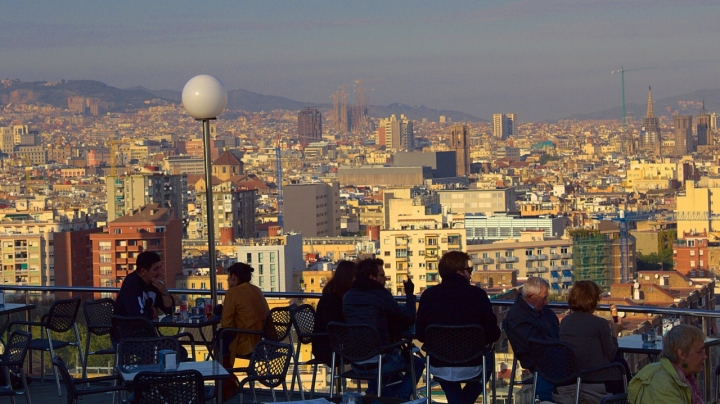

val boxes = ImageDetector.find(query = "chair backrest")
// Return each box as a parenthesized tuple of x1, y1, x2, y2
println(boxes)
(51, 356, 80, 404)
(111, 315, 159, 342)
(262, 306, 292, 342)
(528, 338, 581, 385)
(45, 297, 81, 333)
(133, 369, 205, 404)
(248, 340, 293, 388)
(599, 392, 628, 404)
(83, 298, 115, 336)
(117, 337, 179, 371)
(423, 324, 486, 364)
(290, 304, 316, 344)
(3, 330, 31, 366)
(327, 321, 383, 362)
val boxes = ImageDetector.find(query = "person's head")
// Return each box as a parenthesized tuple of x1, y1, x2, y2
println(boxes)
(660, 325, 707, 376)
(522, 277, 550, 311)
(135, 251, 162, 284)
(226, 262, 254, 288)
(438, 251, 473, 281)
(324, 260, 356, 296)
(568, 280, 601, 313)
(356, 258, 385, 285)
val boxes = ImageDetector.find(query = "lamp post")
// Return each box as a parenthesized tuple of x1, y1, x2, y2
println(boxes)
(182, 75, 227, 306)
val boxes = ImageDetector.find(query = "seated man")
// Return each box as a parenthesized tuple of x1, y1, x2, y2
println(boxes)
(416, 251, 500, 404)
(115, 251, 174, 320)
(342, 258, 424, 400)
(502, 277, 559, 403)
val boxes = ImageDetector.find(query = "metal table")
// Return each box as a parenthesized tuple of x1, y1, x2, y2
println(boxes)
(118, 360, 230, 382)
(154, 316, 220, 360)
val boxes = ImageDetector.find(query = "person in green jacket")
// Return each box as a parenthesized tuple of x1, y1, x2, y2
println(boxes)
(628, 325, 707, 404)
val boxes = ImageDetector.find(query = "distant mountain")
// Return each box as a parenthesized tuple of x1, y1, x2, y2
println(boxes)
(0, 80, 161, 112)
(563, 88, 720, 122)
(1, 79, 481, 121)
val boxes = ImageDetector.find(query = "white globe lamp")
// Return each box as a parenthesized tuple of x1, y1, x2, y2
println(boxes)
(182, 74, 227, 119)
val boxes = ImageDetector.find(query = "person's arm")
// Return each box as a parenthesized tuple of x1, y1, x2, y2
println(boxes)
(115, 278, 146, 317)
(477, 290, 501, 344)
(151, 278, 174, 312)
(599, 318, 618, 361)
(221, 290, 236, 329)
(415, 297, 428, 342)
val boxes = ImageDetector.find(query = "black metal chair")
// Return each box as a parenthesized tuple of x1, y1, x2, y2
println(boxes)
(289, 303, 326, 399)
(506, 355, 534, 404)
(8, 296, 84, 396)
(599, 392, 628, 404)
(327, 321, 413, 398)
(0, 330, 32, 404)
(116, 336, 180, 372)
(111, 315, 195, 361)
(133, 369, 205, 404)
(529, 338, 627, 404)
(52, 356, 125, 404)
(422, 324, 488, 404)
(82, 298, 116, 379)
(237, 340, 293, 404)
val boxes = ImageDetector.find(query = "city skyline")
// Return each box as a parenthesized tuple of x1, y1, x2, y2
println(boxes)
(2, 1, 720, 121)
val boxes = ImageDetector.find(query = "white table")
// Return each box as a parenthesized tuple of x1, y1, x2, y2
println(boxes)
(119, 360, 230, 382)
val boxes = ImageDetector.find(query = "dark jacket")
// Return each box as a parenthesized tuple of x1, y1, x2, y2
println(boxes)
(342, 277, 416, 347)
(312, 290, 344, 366)
(114, 271, 173, 319)
(560, 311, 619, 382)
(416, 273, 501, 368)
(502, 293, 559, 372)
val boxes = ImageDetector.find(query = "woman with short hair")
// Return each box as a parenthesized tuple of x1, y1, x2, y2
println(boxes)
(560, 280, 627, 394)
(629, 325, 708, 404)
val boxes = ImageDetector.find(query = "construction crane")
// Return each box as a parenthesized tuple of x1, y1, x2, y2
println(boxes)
(275, 133, 283, 229)
(610, 66, 657, 132)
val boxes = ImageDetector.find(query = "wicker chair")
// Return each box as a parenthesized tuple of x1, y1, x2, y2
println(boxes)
(289, 303, 326, 399)
(422, 324, 488, 404)
(52, 356, 125, 404)
(81, 298, 116, 379)
(116, 337, 179, 372)
(133, 369, 205, 404)
(111, 315, 195, 361)
(0, 330, 32, 404)
(237, 340, 293, 404)
(8, 297, 84, 396)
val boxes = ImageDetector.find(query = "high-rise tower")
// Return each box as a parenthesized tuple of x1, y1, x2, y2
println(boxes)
(493, 114, 516, 139)
(298, 108, 322, 146)
(448, 124, 470, 176)
(673, 115, 693, 156)
(697, 102, 713, 147)
(640, 87, 661, 156)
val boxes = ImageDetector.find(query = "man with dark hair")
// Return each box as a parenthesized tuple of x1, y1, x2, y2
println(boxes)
(115, 251, 174, 319)
(342, 258, 424, 400)
(416, 251, 500, 404)
(503, 276, 559, 402)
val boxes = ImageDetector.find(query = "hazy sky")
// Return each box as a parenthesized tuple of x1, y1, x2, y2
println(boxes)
(2, 1, 720, 121)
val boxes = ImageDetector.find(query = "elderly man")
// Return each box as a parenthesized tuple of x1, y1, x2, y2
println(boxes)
(343, 258, 424, 400)
(416, 251, 500, 404)
(502, 276, 559, 402)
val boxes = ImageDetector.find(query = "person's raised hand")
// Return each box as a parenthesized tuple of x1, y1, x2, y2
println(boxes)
(403, 276, 415, 296)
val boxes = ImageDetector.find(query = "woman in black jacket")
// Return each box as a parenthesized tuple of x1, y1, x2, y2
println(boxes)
(312, 260, 356, 366)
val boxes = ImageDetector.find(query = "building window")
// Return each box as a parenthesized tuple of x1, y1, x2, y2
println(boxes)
(270, 264, 275, 274)
(258, 264, 263, 275)
(258, 253, 264, 262)
(247, 253, 252, 263)
(270, 252, 275, 262)
(99, 242, 111, 251)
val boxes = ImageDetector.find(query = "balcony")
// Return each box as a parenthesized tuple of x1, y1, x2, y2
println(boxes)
(550, 254, 561, 260)
(504, 256, 518, 263)
(550, 265, 561, 271)
(525, 255, 537, 261)
(561, 253, 572, 259)
(536, 254, 548, 261)
(496, 256, 506, 263)
(0, 285, 717, 403)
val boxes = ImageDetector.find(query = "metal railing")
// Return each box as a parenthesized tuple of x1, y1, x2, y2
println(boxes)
(2, 285, 719, 402)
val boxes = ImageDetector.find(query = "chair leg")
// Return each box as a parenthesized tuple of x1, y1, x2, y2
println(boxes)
(481, 356, 487, 404)
(45, 329, 61, 397)
(532, 371, 538, 403)
(508, 357, 517, 404)
(291, 343, 302, 400)
(20, 368, 31, 404)
(426, 355, 431, 404)
(377, 355, 383, 397)
(329, 354, 336, 398)
(282, 381, 289, 402)
(82, 332, 91, 380)
(309, 362, 318, 399)
(575, 377, 581, 404)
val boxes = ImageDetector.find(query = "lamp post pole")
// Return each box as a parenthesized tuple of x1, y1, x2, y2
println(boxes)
(182, 75, 227, 307)
(201, 117, 218, 306)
